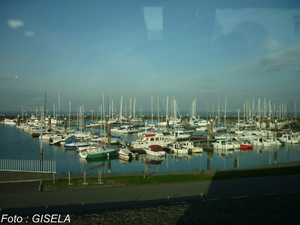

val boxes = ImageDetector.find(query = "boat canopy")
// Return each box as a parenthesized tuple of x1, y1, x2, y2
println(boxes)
(149, 145, 164, 152)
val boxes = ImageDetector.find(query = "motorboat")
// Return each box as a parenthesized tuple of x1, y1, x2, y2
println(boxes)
(239, 140, 253, 149)
(251, 137, 271, 146)
(2, 118, 16, 125)
(144, 145, 166, 157)
(179, 141, 203, 153)
(278, 134, 299, 144)
(264, 137, 282, 145)
(169, 142, 189, 154)
(212, 140, 234, 150)
(130, 133, 174, 149)
(168, 130, 191, 140)
(228, 140, 241, 149)
(118, 148, 138, 160)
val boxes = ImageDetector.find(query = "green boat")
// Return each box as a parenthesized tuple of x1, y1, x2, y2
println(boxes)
(79, 146, 118, 159)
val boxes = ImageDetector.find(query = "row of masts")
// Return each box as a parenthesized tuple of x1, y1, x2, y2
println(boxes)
(21, 92, 298, 126)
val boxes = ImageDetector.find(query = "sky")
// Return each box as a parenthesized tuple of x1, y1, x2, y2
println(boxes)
(1, 0, 300, 115)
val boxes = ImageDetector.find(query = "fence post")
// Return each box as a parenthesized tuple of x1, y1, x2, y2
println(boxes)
(83, 171, 88, 185)
(68, 172, 73, 185)
(98, 171, 103, 184)
(199, 163, 202, 175)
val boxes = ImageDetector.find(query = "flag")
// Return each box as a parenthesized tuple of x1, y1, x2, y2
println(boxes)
(279, 103, 282, 107)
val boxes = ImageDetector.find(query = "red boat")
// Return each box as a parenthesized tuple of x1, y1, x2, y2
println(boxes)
(240, 142, 253, 149)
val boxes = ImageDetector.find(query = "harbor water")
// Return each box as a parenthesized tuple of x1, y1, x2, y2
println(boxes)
(1, 123, 300, 174)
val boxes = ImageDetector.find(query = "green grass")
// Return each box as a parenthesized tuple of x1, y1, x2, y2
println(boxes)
(42, 166, 300, 190)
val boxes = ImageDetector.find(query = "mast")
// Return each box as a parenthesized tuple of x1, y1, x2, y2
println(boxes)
(238, 109, 240, 141)
(68, 101, 71, 129)
(173, 96, 176, 120)
(58, 93, 60, 115)
(102, 90, 105, 123)
(258, 98, 261, 127)
(224, 94, 227, 128)
(166, 96, 169, 121)
(151, 94, 153, 125)
(133, 98, 136, 119)
(53, 102, 55, 118)
(120, 95, 123, 119)
(194, 98, 197, 118)
(111, 100, 114, 120)
(157, 97, 160, 122)
(44, 91, 46, 117)
(130, 96, 132, 118)
(218, 101, 220, 125)
(39, 105, 44, 171)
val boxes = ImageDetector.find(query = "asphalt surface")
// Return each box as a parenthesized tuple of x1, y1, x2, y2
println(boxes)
(1, 161, 300, 216)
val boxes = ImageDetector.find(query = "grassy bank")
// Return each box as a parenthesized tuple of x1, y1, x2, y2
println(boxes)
(42, 165, 300, 191)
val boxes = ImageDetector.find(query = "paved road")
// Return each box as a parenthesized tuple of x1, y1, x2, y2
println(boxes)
(1, 174, 300, 216)
(1, 161, 300, 215)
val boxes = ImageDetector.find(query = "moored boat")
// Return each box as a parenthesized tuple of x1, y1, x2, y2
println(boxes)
(131, 133, 173, 149)
(179, 141, 203, 153)
(118, 148, 138, 160)
(239, 141, 253, 148)
(212, 140, 234, 150)
(144, 145, 166, 157)
(2, 118, 16, 125)
(169, 142, 189, 154)
(64, 138, 89, 149)
(278, 134, 299, 144)
(79, 146, 118, 159)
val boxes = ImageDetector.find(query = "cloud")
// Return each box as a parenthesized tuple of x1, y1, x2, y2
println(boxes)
(7, 19, 24, 29)
(234, 45, 300, 76)
(25, 31, 35, 37)
(261, 38, 281, 50)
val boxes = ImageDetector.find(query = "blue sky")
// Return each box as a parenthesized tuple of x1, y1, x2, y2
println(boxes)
(1, 0, 300, 115)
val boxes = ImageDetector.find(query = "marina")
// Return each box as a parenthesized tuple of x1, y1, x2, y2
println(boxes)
(1, 116, 300, 175)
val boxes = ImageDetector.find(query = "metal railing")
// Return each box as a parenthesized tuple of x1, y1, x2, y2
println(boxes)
(0, 159, 56, 173)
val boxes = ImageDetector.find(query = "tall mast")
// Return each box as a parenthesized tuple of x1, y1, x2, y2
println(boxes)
(102, 90, 105, 122)
(166, 96, 169, 121)
(151, 94, 153, 125)
(44, 91, 46, 117)
(173, 96, 176, 120)
(157, 97, 160, 122)
(218, 101, 220, 125)
(120, 95, 123, 119)
(224, 94, 227, 128)
(133, 98, 136, 118)
(130, 96, 132, 118)
(111, 100, 114, 119)
(58, 93, 60, 115)
(68, 101, 71, 129)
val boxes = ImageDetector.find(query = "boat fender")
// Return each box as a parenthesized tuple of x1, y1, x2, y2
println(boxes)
(129, 153, 132, 159)
(86, 151, 89, 154)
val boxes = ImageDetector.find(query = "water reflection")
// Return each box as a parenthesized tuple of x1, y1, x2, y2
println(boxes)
(79, 155, 118, 173)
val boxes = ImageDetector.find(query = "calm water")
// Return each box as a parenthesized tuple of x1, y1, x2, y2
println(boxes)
(1, 124, 300, 174)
